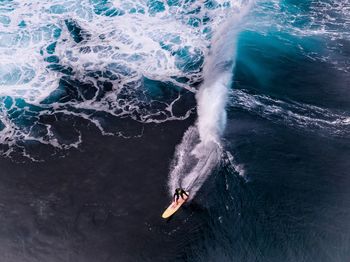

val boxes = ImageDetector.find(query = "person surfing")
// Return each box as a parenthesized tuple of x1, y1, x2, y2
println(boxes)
(173, 188, 189, 203)
(162, 188, 189, 219)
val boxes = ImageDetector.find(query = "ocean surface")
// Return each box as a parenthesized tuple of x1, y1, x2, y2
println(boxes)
(0, 0, 350, 261)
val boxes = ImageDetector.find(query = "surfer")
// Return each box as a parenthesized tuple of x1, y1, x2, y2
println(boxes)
(162, 188, 190, 218)
(173, 188, 189, 203)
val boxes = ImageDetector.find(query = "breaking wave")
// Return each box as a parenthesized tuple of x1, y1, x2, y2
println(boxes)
(168, 1, 253, 199)
(0, 0, 244, 158)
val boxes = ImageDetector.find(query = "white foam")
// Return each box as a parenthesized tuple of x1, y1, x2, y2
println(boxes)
(229, 89, 350, 137)
(1, 0, 241, 156)
(168, 1, 253, 199)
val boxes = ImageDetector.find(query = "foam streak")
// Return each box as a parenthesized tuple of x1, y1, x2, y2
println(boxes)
(168, 1, 253, 199)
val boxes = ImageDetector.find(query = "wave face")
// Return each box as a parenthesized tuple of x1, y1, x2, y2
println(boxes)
(168, 1, 252, 198)
(1, 1, 350, 261)
(1, 0, 349, 187)
(0, 0, 246, 158)
(168, 0, 350, 198)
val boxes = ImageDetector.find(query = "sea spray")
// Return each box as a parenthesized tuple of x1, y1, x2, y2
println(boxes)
(168, 1, 253, 199)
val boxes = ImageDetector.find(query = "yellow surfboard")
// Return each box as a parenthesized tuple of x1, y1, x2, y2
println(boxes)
(161, 194, 189, 219)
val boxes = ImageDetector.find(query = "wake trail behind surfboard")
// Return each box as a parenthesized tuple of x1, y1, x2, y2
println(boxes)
(167, 1, 253, 200)
(168, 126, 222, 200)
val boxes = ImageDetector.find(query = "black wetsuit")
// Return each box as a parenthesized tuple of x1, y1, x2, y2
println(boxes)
(173, 188, 189, 202)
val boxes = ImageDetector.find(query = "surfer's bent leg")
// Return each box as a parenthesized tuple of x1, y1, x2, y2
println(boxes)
(180, 190, 188, 200)
(173, 193, 179, 203)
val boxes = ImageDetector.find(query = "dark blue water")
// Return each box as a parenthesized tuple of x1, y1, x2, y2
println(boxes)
(0, 0, 350, 261)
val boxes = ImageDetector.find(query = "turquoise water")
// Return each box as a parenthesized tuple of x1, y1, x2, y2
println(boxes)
(0, 0, 349, 261)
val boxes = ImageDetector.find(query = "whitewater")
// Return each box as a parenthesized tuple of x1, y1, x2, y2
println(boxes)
(0, 0, 349, 185)
(168, 1, 253, 198)
(0, 0, 247, 158)
(1, 1, 350, 261)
